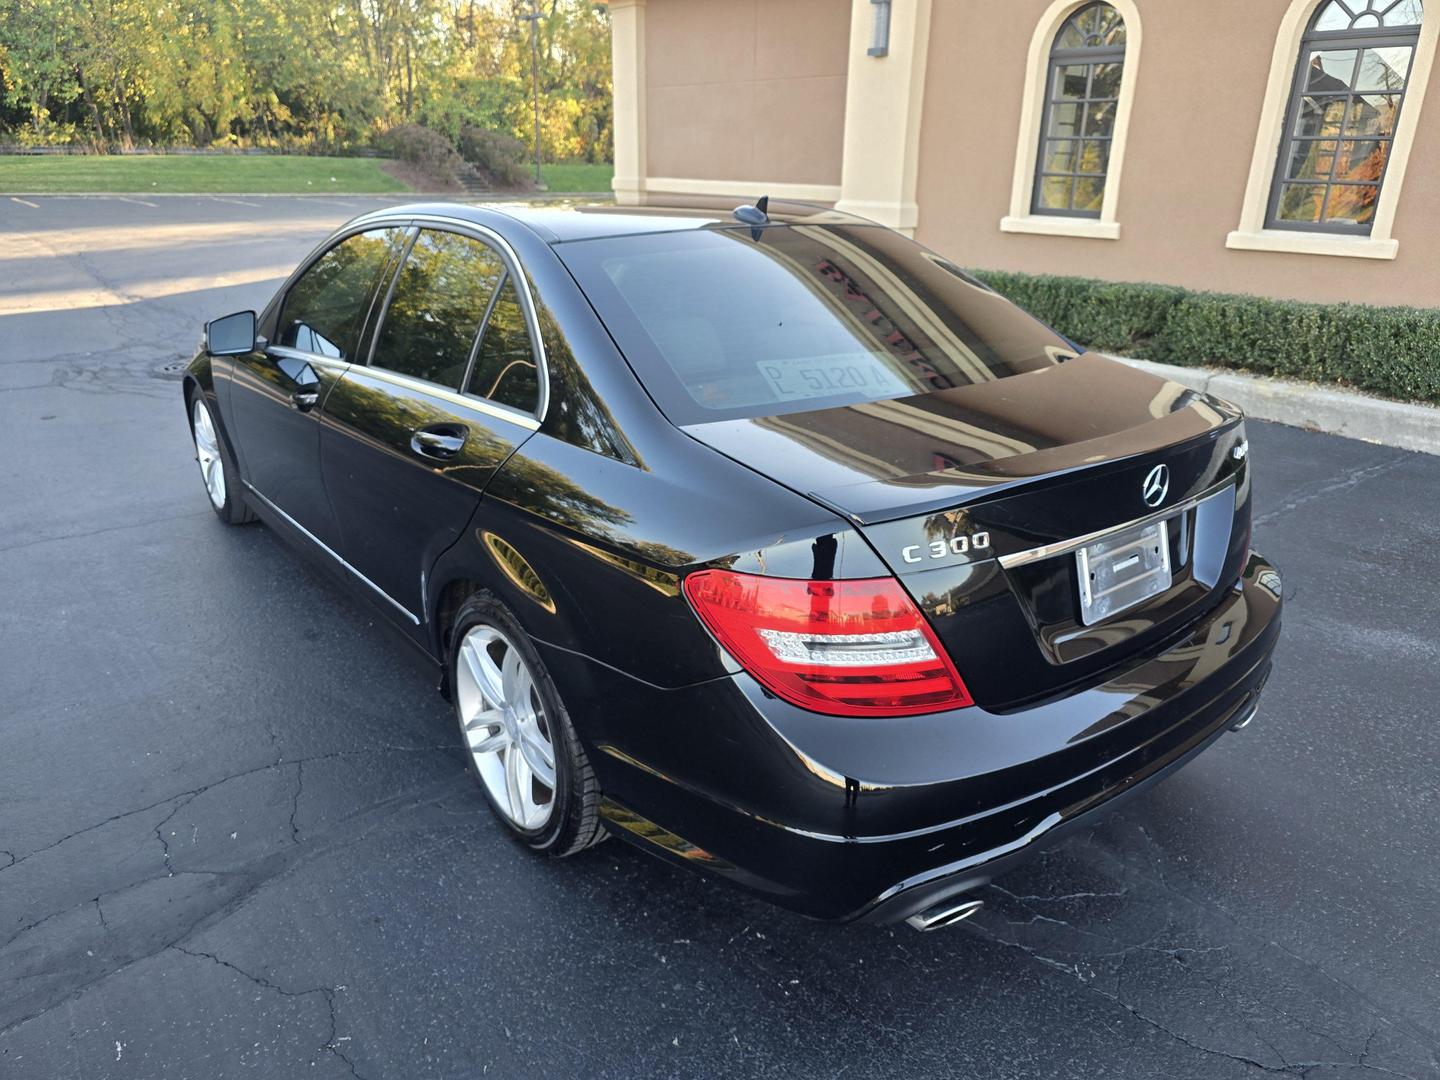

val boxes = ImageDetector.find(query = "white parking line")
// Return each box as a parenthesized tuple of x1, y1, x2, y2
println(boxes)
(9, 197, 40, 209)
(114, 196, 158, 208)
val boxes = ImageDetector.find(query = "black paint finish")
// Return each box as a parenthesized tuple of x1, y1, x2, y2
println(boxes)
(182, 199, 1281, 923)
(19, 195, 1440, 1080)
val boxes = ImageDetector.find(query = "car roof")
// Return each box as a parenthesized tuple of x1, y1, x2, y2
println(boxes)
(349, 197, 876, 245)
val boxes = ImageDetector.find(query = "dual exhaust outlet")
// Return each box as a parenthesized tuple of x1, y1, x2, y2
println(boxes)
(904, 698, 1260, 932)
(905, 896, 985, 932)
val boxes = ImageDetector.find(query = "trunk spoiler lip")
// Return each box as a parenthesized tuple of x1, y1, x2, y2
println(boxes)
(805, 415, 1243, 528)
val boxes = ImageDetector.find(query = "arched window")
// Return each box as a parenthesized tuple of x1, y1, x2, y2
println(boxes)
(1032, 2, 1128, 218)
(1268, 0, 1423, 233)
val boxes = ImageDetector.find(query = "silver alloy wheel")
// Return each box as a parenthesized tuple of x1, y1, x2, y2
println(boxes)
(455, 624, 557, 831)
(191, 397, 227, 510)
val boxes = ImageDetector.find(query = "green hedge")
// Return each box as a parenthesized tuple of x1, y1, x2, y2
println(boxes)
(973, 269, 1440, 406)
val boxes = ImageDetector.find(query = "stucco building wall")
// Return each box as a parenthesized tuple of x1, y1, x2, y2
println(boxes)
(619, 0, 1440, 309)
(643, 0, 850, 190)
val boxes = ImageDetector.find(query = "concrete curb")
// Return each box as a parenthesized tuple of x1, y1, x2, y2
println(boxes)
(1116, 356, 1440, 457)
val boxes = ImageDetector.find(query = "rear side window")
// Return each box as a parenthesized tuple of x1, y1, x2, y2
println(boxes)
(278, 227, 404, 360)
(556, 225, 1069, 425)
(371, 229, 505, 388)
(465, 276, 539, 412)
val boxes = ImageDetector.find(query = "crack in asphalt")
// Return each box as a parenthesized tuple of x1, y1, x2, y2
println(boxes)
(987, 886, 1129, 903)
(0, 743, 461, 874)
(974, 924, 1421, 1078)
(988, 883, 1305, 1068)
(2, 904, 83, 946)
(972, 830, 1440, 1078)
(0, 773, 470, 1041)
(1253, 452, 1410, 527)
(0, 873, 239, 1040)
(1126, 824, 1440, 1066)
(0, 508, 212, 557)
(289, 761, 304, 844)
(153, 793, 199, 878)
(171, 946, 367, 1079)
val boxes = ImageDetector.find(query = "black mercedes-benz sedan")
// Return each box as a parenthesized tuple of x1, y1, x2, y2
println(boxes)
(183, 199, 1281, 930)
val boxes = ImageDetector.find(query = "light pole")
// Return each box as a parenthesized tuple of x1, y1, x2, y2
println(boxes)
(519, 1, 545, 189)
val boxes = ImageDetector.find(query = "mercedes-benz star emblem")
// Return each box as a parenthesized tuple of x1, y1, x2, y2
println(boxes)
(1142, 463, 1170, 508)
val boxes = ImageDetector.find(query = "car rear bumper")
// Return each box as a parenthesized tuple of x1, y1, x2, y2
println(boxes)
(538, 553, 1282, 924)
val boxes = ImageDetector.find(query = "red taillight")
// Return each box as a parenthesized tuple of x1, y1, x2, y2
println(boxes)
(682, 570, 973, 717)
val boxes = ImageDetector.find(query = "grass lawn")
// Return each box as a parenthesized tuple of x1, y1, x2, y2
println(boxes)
(539, 161, 613, 193)
(0, 154, 410, 194)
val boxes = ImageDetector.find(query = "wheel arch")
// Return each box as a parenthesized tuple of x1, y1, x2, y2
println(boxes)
(425, 511, 602, 714)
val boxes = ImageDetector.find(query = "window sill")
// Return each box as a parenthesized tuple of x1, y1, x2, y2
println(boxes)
(1000, 216, 1121, 240)
(1225, 229, 1398, 260)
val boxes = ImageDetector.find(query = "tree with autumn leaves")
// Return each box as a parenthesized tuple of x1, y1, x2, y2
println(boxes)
(0, 0, 613, 163)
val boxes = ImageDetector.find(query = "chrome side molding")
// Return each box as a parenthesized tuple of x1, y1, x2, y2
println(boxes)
(241, 481, 421, 626)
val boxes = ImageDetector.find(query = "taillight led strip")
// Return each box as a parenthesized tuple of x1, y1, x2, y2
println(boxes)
(682, 570, 973, 717)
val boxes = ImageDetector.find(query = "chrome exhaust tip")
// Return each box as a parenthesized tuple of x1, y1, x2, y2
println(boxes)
(1229, 700, 1259, 732)
(906, 897, 984, 932)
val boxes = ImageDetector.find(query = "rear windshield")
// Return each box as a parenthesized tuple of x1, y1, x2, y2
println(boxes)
(557, 224, 1071, 425)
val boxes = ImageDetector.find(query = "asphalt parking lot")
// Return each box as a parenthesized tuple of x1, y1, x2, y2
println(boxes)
(2, 194, 1438, 1080)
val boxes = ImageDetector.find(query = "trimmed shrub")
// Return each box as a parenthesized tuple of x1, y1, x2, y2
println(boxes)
(975, 270, 1183, 356)
(458, 125, 531, 189)
(972, 269, 1440, 406)
(375, 123, 465, 187)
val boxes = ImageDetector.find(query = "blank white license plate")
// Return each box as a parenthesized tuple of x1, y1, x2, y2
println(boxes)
(1076, 519, 1172, 626)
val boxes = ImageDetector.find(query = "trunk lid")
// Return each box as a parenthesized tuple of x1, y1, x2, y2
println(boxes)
(684, 354, 1253, 709)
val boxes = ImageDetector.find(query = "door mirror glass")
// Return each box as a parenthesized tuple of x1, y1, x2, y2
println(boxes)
(206, 310, 257, 356)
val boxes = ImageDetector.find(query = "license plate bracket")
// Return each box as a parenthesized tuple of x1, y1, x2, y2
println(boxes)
(1075, 518, 1172, 626)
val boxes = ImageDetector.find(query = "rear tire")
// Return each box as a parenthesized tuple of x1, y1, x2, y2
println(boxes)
(187, 390, 254, 525)
(449, 592, 606, 856)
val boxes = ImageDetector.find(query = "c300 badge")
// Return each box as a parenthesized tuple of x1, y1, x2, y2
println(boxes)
(902, 531, 991, 565)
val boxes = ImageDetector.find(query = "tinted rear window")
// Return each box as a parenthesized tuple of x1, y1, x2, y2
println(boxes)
(465, 276, 540, 412)
(557, 225, 1070, 424)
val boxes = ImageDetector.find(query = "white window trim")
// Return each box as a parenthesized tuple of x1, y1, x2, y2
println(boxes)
(1000, 0, 1144, 241)
(1228, 0, 1439, 261)
(609, 0, 647, 206)
(644, 178, 843, 203)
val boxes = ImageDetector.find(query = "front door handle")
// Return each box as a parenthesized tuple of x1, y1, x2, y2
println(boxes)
(411, 425, 468, 460)
(291, 387, 320, 412)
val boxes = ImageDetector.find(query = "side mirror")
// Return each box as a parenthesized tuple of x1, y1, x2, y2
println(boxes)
(205, 310, 257, 356)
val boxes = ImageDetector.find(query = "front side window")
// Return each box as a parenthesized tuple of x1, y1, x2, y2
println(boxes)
(370, 229, 505, 388)
(278, 227, 405, 360)
(1032, 2, 1127, 217)
(1268, 0, 1422, 233)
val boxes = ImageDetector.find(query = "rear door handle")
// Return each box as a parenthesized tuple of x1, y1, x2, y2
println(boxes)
(411, 425, 467, 460)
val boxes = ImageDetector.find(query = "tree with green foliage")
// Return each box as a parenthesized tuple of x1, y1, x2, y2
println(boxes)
(0, 0, 613, 162)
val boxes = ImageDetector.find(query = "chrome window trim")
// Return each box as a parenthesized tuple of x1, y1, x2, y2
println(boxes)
(241, 481, 422, 625)
(347, 364, 542, 432)
(263, 344, 350, 370)
(997, 479, 1236, 569)
(358, 213, 551, 424)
